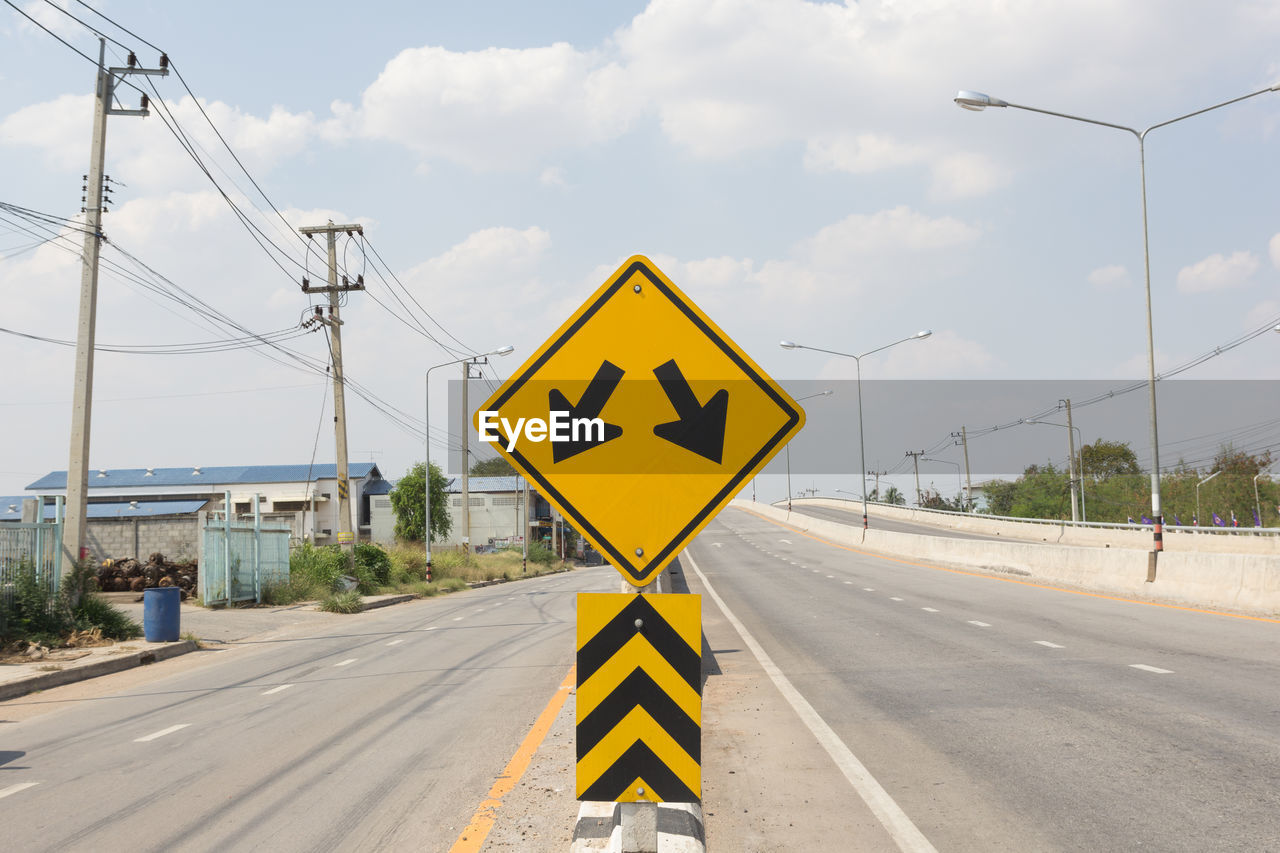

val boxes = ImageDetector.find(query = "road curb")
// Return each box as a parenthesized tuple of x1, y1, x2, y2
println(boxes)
(359, 593, 417, 610)
(0, 639, 198, 702)
(571, 801, 705, 852)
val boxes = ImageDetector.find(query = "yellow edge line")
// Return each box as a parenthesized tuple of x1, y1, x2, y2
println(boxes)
(736, 505, 1280, 626)
(449, 665, 577, 853)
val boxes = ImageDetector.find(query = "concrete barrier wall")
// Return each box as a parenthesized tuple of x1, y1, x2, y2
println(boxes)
(733, 500, 1280, 614)
(793, 497, 1280, 555)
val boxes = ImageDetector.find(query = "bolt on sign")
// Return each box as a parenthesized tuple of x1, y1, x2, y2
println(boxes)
(577, 592, 701, 803)
(475, 255, 805, 587)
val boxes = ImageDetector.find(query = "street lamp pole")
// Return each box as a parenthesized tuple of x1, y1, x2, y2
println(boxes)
(955, 83, 1279, 554)
(1196, 469, 1221, 529)
(781, 331, 932, 529)
(424, 346, 514, 567)
(785, 390, 833, 511)
(1025, 417, 1088, 522)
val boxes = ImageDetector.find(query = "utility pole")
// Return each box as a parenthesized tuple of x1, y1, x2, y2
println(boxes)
(905, 450, 925, 507)
(1064, 398, 1079, 523)
(62, 41, 167, 576)
(953, 427, 973, 511)
(868, 469, 886, 501)
(298, 221, 364, 553)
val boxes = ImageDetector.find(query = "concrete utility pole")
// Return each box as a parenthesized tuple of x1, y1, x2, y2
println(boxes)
(298, 221, 364, 552)
(905, 450, 925, 507)
(461, 361, 471, 553)
(953, 427, 973, 511)
(1064, 399, 1079, 523)
(62, 40, 167, 575)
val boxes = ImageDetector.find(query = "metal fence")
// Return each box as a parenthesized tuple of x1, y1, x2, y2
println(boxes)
(201, 492, 291, 606)
(0, 517, 63, 610)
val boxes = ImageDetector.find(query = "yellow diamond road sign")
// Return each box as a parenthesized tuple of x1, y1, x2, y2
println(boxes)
(476, 255, 805, 586)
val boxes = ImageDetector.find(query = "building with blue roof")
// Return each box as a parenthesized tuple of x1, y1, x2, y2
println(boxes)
(23, 463, 389, 558)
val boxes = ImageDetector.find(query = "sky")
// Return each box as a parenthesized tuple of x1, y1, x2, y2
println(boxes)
(1, 0, 1278, 506)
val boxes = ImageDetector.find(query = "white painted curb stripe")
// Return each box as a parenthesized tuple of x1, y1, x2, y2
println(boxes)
(135, 724, 190, 742)
(262, 684, 294, 695)
(685, 549, 937, 853)
(0, 782, 39, 800)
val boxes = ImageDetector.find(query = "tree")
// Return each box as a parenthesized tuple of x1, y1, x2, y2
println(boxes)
(389, 461, 451, 543)
(470, 456, 516, 477)
(1080, 440, 1140, 481)
(883, 485, 906, 506)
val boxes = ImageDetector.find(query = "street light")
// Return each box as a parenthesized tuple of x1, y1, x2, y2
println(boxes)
(425, 346, 514, 566)
(921, 458, 962, 508)
(1196, 469, 1221, 529)
(955, 83, 1278, 554)
(781, 331, 932, 529)
(785, 390, 833, 511)
(1025, 418, 1088, 522)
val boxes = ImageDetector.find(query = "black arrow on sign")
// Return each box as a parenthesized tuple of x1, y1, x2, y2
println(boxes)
(652, 359, 728, 464)
(549, 360, 625, 463)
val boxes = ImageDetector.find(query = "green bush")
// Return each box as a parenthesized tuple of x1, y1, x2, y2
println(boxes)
(260, 580, 303, 606)
(289, 542, 348, 596)
(319, 589, 364, 613)
(1, 558, 139, 645)
(527, 542, 555, 567)
(354, 543, 392, 586)
(73, 594, 141, 640)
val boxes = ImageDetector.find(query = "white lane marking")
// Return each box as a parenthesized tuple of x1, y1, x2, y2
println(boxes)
(1130, 664, 1173, 674)
(334, 658, 358, 667)
(385, 639, 405, 646)
(1035, 641, 1064, 649)
(262, 684, 295, 696)
(967, 621, 991, 628)
(685, 549, 937, 853)
(843, 581, 854, 585)
(790, 561, 801, 566)
(827, 575, 835, 579)
(452, 616, 464, 621)
(863, 588, 875, 592)
(0, 782, 39, 800)
(427, 626, 439, 631)
(922, 607, 940, 613)
(779, 538, 792, 544)
(712, 543, 723, 548)
(134, 724, 190, 743)
(812, 569, 821, 574)
(890, 597, 904, 602)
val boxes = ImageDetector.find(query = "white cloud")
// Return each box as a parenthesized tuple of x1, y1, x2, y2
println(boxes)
(1176, 251, 1259, 293)
(1270, 233, 1280, 269)
(1088, 264, 1130, 290)
(539, 166, 568, 188)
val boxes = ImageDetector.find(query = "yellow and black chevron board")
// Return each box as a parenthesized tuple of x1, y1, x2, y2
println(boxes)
(576, 592, 701, 803)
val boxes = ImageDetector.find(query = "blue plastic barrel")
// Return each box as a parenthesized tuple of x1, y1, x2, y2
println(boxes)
(142, 586, 181, 642)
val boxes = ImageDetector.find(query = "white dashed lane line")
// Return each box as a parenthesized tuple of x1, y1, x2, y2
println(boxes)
(0, 783, 39, 800)
(135, 724, 190, 743)
(967, 621, 992, 628)
(779, 539, 792, 544)
(922, 607, 940, 613)
(452, 616, 464, 621)
(334, 658, 358, 667)
(843, 581, 853, 585)
(262, 684, 294, 696)
(890, 597, 904, 602)
(1130, 664, 1173, 674)
(863, 588, 875, 592)
(385, 639, 404, 646)
(1035, 641, 1064, 649)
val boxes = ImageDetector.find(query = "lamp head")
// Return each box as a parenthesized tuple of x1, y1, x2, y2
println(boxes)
(780, 340, 799, 349)
(493, 345, 515, 356)
(954, 90, 1008, 111)
(914, 329, 933, 339)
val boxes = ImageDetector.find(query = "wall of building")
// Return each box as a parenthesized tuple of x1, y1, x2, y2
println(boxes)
(84, 517, 200, 564)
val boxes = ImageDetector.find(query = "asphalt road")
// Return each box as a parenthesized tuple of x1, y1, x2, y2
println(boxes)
(786, 502, 1004, 542)
(0, 567, 616, 852)
(686, 506, 1280, 852)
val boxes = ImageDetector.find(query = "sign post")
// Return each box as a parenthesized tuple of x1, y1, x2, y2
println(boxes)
(475, 256, 805, 844)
